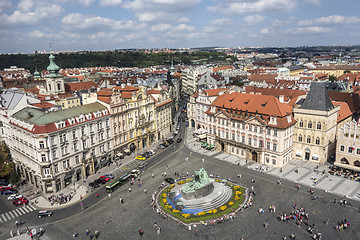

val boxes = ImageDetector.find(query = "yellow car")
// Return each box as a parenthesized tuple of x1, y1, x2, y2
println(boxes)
(135, 155, 146, 161)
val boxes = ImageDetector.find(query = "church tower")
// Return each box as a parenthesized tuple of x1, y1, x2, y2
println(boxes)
(45, 53, 65, 95)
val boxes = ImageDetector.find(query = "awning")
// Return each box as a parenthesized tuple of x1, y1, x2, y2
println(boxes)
(295, 151, 302, 157)
(117, 152, 124, 157)
(198, 133, 207, 139)
(123, 149, 130, 153)
(334, 162, 360, 172)
(312, 154, 319, 160)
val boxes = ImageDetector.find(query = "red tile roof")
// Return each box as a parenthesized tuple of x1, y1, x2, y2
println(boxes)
(248, 74, 277, 82)
(98, 96, 112, 104)
(332, 101, 352, 123)
(31, 102, 55, 109)
(121, 92, 132, 99)
(65, 81, 97, 92)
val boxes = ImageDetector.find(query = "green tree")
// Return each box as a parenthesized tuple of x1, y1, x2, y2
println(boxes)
(343, 70, 351, 74)
(329, 74, 336, 82)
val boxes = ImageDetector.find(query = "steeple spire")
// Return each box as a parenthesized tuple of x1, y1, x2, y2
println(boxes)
(47, 43, 60, 77)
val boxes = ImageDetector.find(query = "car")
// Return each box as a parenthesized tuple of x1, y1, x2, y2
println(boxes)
(165, 178, 175, 184)
(0, 180, 8, 186)
(104, 174, 114, 179)
(166, 139, 174, 144)
(0, 186, 11, 192)
(177, 138, 182, 143)
(148, 150, 156, 155)
(14, 198, 29, 206)
(89, 181, 99, 188)
(157, 144, 166, 149)
(138, 162, 148, 169)
(7, 194, 22, 201)
(1, 189, 17, 195)
(142, 152, 150, 158)
(94, 179, 102, 185)
(98, 178, 107, 184)
(99, 176, 110, 182)
(38, 210, 53, 218)
(135, 155, 146, 161)
(162, 142, 169, 147)
(176, 125, 180, 130)
(130, 169, 141, 177)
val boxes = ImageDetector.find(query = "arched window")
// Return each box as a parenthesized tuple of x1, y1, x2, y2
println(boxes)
(308, 121, 312, 128)
(299, 120, 303, 127)
(317, 122, 321, 130)
(57, 83, 61, 91)
(315, 137, 320, 145)
(340, 158, 349, 164)
(307, 136, 311, 143)
(298, 135, 302, 142)
(48, 84, 51, 91)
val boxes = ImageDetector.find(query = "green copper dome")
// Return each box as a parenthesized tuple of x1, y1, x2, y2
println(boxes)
(47, 53, 60, 76)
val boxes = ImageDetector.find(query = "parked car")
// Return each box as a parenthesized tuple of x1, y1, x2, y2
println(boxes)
(142, 152, 150, 158)
(157, 144, 166, 149)
(177, 138, 182, 143)
(94, 179, 103, 185)
(148, 150, 156, 155)
(165, 178, 175, 184)
(167, 139, 174, 144)
(7, 194, 22, 201)
(14, 198, 29, 206)
(138, 162, 148, 169)
(130, 169, 141, 177)
(99, 176, 110, 182)
(0, 180, 8, 186)
(89, 181, 99, 188)
(38, 210, 53, 218)
(104, 174, 114, 179)
(1, 189, 17, 195)
(135, 155, 146, 161)
(0, 186, 11, 192)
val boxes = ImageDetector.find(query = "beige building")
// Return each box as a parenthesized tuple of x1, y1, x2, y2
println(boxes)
(206, 92, 296, 168)
(57, 94, 81, 109)
(335, 120, 360, 171)
(293, 82, 352, 164)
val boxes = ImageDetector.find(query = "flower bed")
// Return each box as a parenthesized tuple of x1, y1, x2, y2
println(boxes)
(158, 182, 246, 223)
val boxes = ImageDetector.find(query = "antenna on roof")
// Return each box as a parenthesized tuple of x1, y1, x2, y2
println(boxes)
(50, 42, 52, 53)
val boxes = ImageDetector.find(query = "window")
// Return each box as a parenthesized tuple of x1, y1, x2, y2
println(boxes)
(41, 154, 46, 162)
(54, 163, 58, 173)
(82, 140, 87, 149)
(307, 136, 311, 143)
(249, 125, 252, 132)
(242, 123, 245, 130)
(74, 143, 78, 151)
(308, 121, 312, 128)
(242, 136, 245, 143)
(52, 150, 56, 159)
(340, 145, 345, 151)
(266, 157, 270, 163)
(254, 126, 257, 132)
(259, 140, 263, 148)
(72, 131, 76, 139)
(298, 135, 302, 142)
(63, 161, 66, 169)
(273, 143, 277, 151)
(232, 133, 235, 141)
(226, 132, 229, 139)
(39, 141, 45, 149)
(266, 142, 271, 150)
(315, 138, 320, 145)
(248, 138, 252, 145)
(299, 120, 303, 127)
(67, 159, 70, 168)
(267, 128, 271, 135)
(272, 159, 276, 165)
(357, 148, 360, 155)
(91, 136, 94, 145)
(50, 137, 55, 146)
(348, 146, 354, 153)
(253, 139, 257, 147)
(259, 127, 263, 133)
(273, 129, 277, 137)
(81, 127, 85, 136)
(75, 155, 80, 164)
(43, 168, 50, 175)
(317, 122, 321, 130)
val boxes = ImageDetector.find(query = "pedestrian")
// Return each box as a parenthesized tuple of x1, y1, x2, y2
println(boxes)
(144, 189, 147, 194)
(195, 229, 199, 236)
(10, 230, 13, 237)
(139, 227, 144, 236)
(152, 173, 154, 178)
(325, 218, 329, 225)
(129, 187, 132, 192)
(94, 230, 99, 238)
(121, 199, 124, 204)
(96, 193, 99, 197)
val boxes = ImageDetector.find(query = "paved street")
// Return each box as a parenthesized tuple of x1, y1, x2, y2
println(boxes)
(0, 119, 359, 240)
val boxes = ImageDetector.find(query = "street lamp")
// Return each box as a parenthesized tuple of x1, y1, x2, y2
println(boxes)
(73, 182, 76, 193)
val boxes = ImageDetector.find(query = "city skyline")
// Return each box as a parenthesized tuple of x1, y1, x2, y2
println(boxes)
(0, 0, 360, 53)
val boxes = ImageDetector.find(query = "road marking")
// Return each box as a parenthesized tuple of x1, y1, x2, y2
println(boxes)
(12, 209, 19, 217)
(18, 207, 26, 215)
(27, 205, 36, 211)
(5, 212, 11, 220)
(15, 208, 23, 216)
(8, 211, 15, 218)
(22, 207, 30, 213)
(1, 214, 6, 222)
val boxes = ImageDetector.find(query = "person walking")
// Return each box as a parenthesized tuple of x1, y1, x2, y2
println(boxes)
(195, 229, 199, 236)
(139, 227, 144, 236)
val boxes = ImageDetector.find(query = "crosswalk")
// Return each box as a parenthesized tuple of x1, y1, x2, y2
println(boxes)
(0, 205, 36, 223)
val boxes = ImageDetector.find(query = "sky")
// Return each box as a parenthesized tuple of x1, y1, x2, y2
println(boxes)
(0, 0, 360, 53)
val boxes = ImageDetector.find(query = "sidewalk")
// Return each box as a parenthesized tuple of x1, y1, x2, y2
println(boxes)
(184, 127, 360, 202)
(20, 134, 172, 210)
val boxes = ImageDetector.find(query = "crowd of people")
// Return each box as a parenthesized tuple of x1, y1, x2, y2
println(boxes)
(335, 218, 351, 231)
(48, 193, 72, 205)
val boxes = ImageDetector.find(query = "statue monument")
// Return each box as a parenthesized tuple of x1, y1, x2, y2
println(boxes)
(167, 168, 232, 214)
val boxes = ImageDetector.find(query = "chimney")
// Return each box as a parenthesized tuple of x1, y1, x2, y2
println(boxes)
(279, 95, 284, 103)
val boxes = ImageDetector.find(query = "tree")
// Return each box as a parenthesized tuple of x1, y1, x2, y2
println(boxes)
(329, 74, 336, 82)
(343, 70, 351, 74)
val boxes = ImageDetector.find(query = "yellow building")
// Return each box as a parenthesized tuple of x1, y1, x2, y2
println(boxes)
(57, 94, 81, 110)
(293, 82, 352, 164)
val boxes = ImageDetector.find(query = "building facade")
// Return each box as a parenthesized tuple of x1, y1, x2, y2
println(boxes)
(9, 102, 112, 193)
(206, 92, 295, 168)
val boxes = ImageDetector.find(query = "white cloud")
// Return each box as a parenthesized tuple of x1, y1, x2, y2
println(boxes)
(203, 25, 219, 33)
(270, 16, 295, 26)
(122, 0, 201, 22)
(99, 0, 123, 7)
(208, 0, 297, 14)
(285, 26, 331, 34)
(244, 15, 265, 25)
(78, 0, 95, 7)
(260, 28, 270, 34)
(211, 18, 231, 25)
(179, 17, 190, 23)
(17, 0, 34, 12)
(0, 4, 63, 27)
(0, 0, 12, 13)
(304, 0, 321, 6)
(175, 24, 194, 32)
(62, 13, 145, 31)
(151, 23, 171, 32)
(28, 30, 63, 39)
(298, 15, 360, 26)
